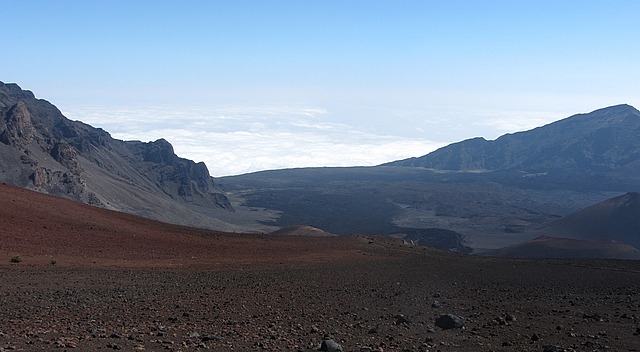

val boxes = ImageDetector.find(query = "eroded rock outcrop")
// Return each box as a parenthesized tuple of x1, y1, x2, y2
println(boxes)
(0, 101, 36, 149)
(51, 140, 81, 175)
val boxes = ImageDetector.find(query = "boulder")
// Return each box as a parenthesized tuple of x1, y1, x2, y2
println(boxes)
(435, 314, 465, 329)
(319, 339, 343, 352)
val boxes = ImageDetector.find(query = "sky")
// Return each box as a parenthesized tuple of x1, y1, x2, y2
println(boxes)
(2, 0, 639, 176)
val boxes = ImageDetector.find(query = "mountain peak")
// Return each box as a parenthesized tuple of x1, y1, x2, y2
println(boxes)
(593, 103, 638, 113)
(0, 81, 36, 101)
(567, 104, 640, 125)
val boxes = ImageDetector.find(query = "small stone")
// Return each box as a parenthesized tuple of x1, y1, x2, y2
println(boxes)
(394, 314, 411, 325)
(128, 334, 143, 342)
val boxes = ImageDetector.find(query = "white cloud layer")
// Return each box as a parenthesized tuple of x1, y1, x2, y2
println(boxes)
(61, 105, 444, 177)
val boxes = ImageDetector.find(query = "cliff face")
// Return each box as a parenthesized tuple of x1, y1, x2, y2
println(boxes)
(0, 81, 233, 228)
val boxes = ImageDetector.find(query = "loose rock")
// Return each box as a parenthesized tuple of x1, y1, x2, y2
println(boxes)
(435, 314, 465, 329)
(319, 339, 343, 352)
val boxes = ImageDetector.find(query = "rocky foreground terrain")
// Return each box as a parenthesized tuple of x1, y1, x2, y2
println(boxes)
(2, 184, 640, 351)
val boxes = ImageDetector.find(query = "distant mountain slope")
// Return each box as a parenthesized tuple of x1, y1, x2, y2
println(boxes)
(492, 236, 640, 260)
(493, 192, 640, 259)
(0, 81, 235, 229)
(387, 104, 640, 177)
(537, 192, 640, 248)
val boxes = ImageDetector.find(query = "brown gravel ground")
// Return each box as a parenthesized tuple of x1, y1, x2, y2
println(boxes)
(2, 184, 640, 351)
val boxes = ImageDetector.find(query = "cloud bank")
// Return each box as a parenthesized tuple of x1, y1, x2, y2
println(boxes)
(61, 105, 444, 177)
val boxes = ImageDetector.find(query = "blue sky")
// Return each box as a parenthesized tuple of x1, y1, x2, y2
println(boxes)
(3, 1, 639, 176)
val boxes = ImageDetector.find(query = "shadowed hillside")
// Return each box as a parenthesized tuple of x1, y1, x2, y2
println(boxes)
(492, 235, 640, 260)
(536, 192, 640, 247)
(492, 192, 640, 259)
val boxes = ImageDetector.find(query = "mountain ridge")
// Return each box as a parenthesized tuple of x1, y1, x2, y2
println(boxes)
(0, 81, 238, 229)
(386, 104, 640, 176)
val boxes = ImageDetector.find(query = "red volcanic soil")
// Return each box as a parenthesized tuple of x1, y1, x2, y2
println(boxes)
(2, 183, 640, 351)
(0, 183, 367, 267)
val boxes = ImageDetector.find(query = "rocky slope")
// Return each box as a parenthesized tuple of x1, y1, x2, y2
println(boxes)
(0, 81, 237, 229)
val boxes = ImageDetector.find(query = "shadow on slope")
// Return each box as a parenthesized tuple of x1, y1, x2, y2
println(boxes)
(493, 192, 640, 259)
(492, 236, 640, 260)
(537, 192, 640, 248)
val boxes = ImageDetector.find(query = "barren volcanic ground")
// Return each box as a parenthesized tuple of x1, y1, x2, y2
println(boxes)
(2, 184, 640, 351)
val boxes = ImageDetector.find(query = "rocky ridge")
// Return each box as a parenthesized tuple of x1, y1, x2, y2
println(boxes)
(0, 81, 235, 229)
